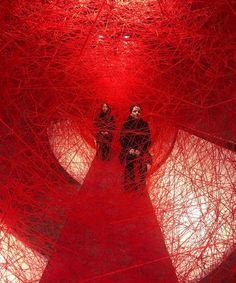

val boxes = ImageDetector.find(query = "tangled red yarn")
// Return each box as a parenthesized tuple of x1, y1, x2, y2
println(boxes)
(0, 1, 235, 282)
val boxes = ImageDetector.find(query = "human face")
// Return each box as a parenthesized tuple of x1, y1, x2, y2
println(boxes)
(130, 106, 141, 119)
(102, 104, 109, 113)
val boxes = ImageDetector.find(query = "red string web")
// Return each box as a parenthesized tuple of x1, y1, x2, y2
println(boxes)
(0, 0, 235, 282)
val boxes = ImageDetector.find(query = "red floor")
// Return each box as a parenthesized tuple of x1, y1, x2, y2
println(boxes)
(41, 155, 178, 282)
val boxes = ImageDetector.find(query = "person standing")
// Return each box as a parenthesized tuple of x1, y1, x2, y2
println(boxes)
(95, 103, 115, 160)
(119, 105, 151, 191)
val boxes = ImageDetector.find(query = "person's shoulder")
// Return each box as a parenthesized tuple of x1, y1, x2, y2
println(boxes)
(124, 116, 132, 123)
(139, 118, 148, 125)
(122, 120, 129, 127)
(122, 117, 132, 127)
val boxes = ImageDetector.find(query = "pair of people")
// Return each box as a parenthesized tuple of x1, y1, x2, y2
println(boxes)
(95, 103, 151, 191)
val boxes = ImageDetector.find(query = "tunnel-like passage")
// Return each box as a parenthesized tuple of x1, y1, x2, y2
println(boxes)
(0, 1, 235, 282)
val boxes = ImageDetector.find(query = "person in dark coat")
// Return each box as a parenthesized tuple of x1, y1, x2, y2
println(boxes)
(119, 105, 152, 191)
(95, 103, 115, 160)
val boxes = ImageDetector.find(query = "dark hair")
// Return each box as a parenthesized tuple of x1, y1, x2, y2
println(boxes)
(100, 103, 111, 116)
(101, 103, 110, 110)
(129, 104, 141, 113)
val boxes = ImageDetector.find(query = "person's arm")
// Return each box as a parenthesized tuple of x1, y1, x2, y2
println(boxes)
(120, 122, 130, 149)
(140, 122, 151, 153)
(108, 116, 115, 131)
